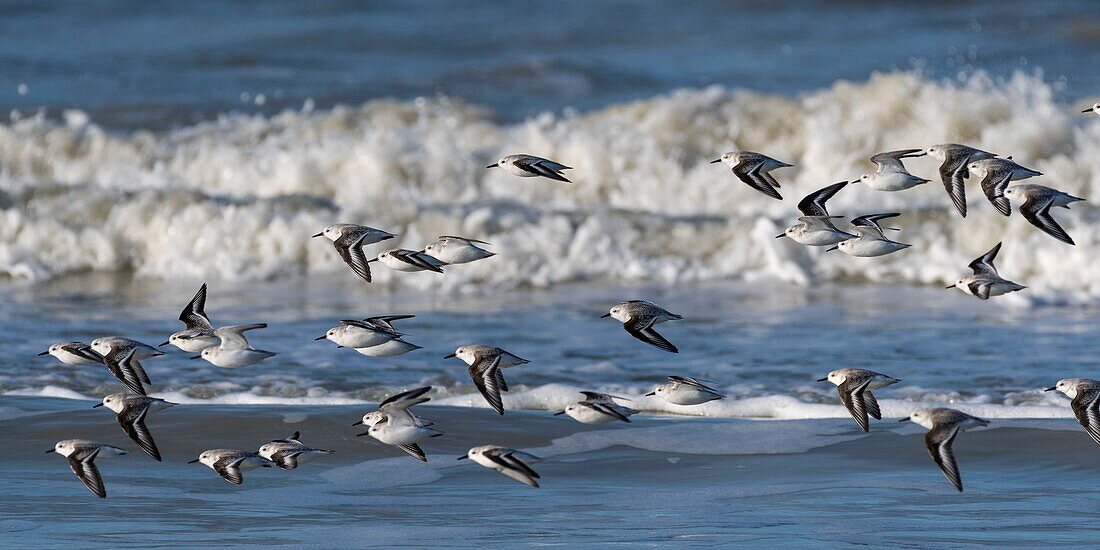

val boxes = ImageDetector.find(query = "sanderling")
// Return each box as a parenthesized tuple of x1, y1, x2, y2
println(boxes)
(354, 338, 423, 357)
(1046, 379, 1100, 446)
(39, 342, 102, 366)
(554, 391, 637, 424)
(258, 431, 335, 470)
(711, 151, 792, 200)
(318, 318, 403, 349)
(359, 412, 443, 460)
(102, 348, 151, 396)
(446, 346, 530, 415)
(195, 324, 276, 368)
(602, 300, 683, 353)
(1083, 103, 1100, 116)
(968, 157, 1042, 216)
(370, 249, 446, 273)
(163, 283, 219, 352)
(90, 337, 164, 361)
(646, 376, 725, 405)
(901, 407, 989, 492)
(830, 213, 911, 257)
(777, 181, 855, 246)
(189, 449, 272, 485)
(458, 445, 543, 488)
(48, 439, 127, 498)
(947, 242, 1026, 300)
(854, 149, 929, 191)
(921, 143, 996, 217)
(424, 236, 496, 264)
(313, 223, 397, 283)
(818, 369, 900, 432)
(1003, 183, 1085, 245)
(488, 154, 572, 183)
(94, 393, 176, 461)
(353, 386, 437, 461)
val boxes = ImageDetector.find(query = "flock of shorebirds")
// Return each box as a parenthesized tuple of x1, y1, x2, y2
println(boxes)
(38, 106, 1097, 497)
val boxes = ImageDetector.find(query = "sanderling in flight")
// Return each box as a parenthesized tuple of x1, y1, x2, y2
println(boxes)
(423, 236, 495, 264)
(818, 369, 900, 432)
(258, 431, 335, 470)
(777, 181, 855, 246)
(358, 408, 443, 461)
(947, 242, 1026, 300)
(646, 376, 725, 405)
(354, 338, 423, 357)
(458, 445, 543, 488)
(163, 283, 220, 352)
(48, 439, 126, 498)
(317, 315, 408, 349)
(90, 337, 164, 362)
(830, 213, 910, 257)
(446, 346, 530, 415)
(195, 324, 276, 368)
(487, 154, 572, 183)
(920, 143, 996, 217)
(94, 393, 176, 461)
(189, 449, 272, 485)
(554, 391, 637, 424)
(370, 249, 446, 274)
(901, 407, 989, 492)
(354, 386, 436, 460)
(854, 149, 929, 191)
(1083, 103, 1100, 116)
(711, 150, 792, 200)
(313, 223, 397, 283)
(602, 300, 683, 353)
(968, 157, 1042, 216)
(1003, 183, 1085, 245)
(39, 342, 101, 366)
(101, 348, 152, 396)
(1046, 378, 1100, 446)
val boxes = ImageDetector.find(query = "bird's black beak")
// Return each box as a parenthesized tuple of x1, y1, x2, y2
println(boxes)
(709, 158, 722, 164)
(898, 418, 910, 422)
(945, 285, 955, 289)
(457, 455, 468, 460)
(912, 151, 927, 157)
(600, 313, 611, 318)
(92, 403, 103, 408)
(553, 411, 566, 416)
(45, 448, 55, 453)
(159, 340, 170, 347)
(1084, 108, 1094, 113)
(315, 335, 326, 341)
(37, 351, 49, 356)
(352, 420, 362, 426)
(645, 391, 656, 396)
(443, 353, 456, 359)
(382, 234, 396, 240)
(187, 458, 200, 463)
(355, 431, 369, 437)
(1044, 386, 1058, 392)
(486, 164, 497, 169)
(775, 233, 786, 239)
(190, 355, 202, 360)
(367, 258, 378, 263)
(312, 232, 324, 238)
(825, 246, 839, 252)
(816, 377, 828, 382)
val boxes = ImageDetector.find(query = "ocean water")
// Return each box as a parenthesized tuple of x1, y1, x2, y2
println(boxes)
(2, 1, 1100, 546)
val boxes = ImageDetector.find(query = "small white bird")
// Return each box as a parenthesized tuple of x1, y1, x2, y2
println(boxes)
(39, 342, 102, 366)
(90, 337, 164, 362)
(1046, 378, 1100, 446)
(313, 223, 397, 283)
(830, 213, 911, 257)
(94, 393, 176, 461)
(646, 376, 724, 405)
(947, 242, 1026, 300)
(359, 412, 443, 461)
(318, 318, 405, 349)
(1083, 103, 1100, 116)
(258, 431, 335, 470)
(487, 154, 572, 183)
(423, 236, 496, 265)
(777, 181, 855, 246)
(902, 408, 989, 492)
(854, 149, 929, 191)
(353, 386, 437, 461)
(602, 300, 683, 353)
(196, 324, 276, 368)
(445, 346, 530, 415)
(711, 151, 792, 200)
(818, 369, 900, 432)
(458, 445, 543, 488)
(162, 283, 220, 352)
(189, 449, 272, 485)
(370, 249, 446, 273)
(554, 391, 637, 424)
(968, 157, 1042, 216)
(48, 439, 127, 498)
(921, 143, 996, 217)
(1003, 183, 1085, 245)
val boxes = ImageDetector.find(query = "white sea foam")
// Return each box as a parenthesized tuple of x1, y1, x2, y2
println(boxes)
(1, 71, 1095, 300)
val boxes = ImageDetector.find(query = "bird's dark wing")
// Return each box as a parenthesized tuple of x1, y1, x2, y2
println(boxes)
(624, 316, 678, 353)
(968, 242, 1001, 276)
(925, 424, 963, 492)
(1021, 195, 1075, 245)
(334, 231, 372, 283)
(797, 181, 847, 217)
(68, 447, 106, 498)
(1070, 388, 1100, 446)
(180, 283, 213, 329)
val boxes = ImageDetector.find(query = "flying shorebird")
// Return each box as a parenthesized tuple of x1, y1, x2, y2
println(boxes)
(646, 376, 725, 405)
(39, 342, 102, 366)
(920, 143, 996, 217)
(830, 213, 910, 257)
(195, 324, 276, 367)
(47, 439, 127, 498)
(313, 224, 397, 283)
(258, 431, 335, 470)
(1083, 102, 1100, 116)
(1003, 183, 1085, 245)
(818, 369, 900, 432)
(423, 236, 496, 264)
(1046, 378, 1100, 446)
(370, 249, 446, 273)
(968, 157, 1042, 216)
(711, 151, 792, 200)
(94, 393, 176, 461)
(354, 386, 436, 461)
(189, 449, 272, 485)
(946, 242, 1026, 300)
(163, 283, 220, 352)
(445, 346, 530, 415)
(602, 300, 683, 353)
(777, 181, 855, 246)
(458, 445, 543, 488)
(554, 391, 638, 424)
(853, 149, 929, 191)
(901, 407, 989, 492)
(487, 154, 572, 183)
